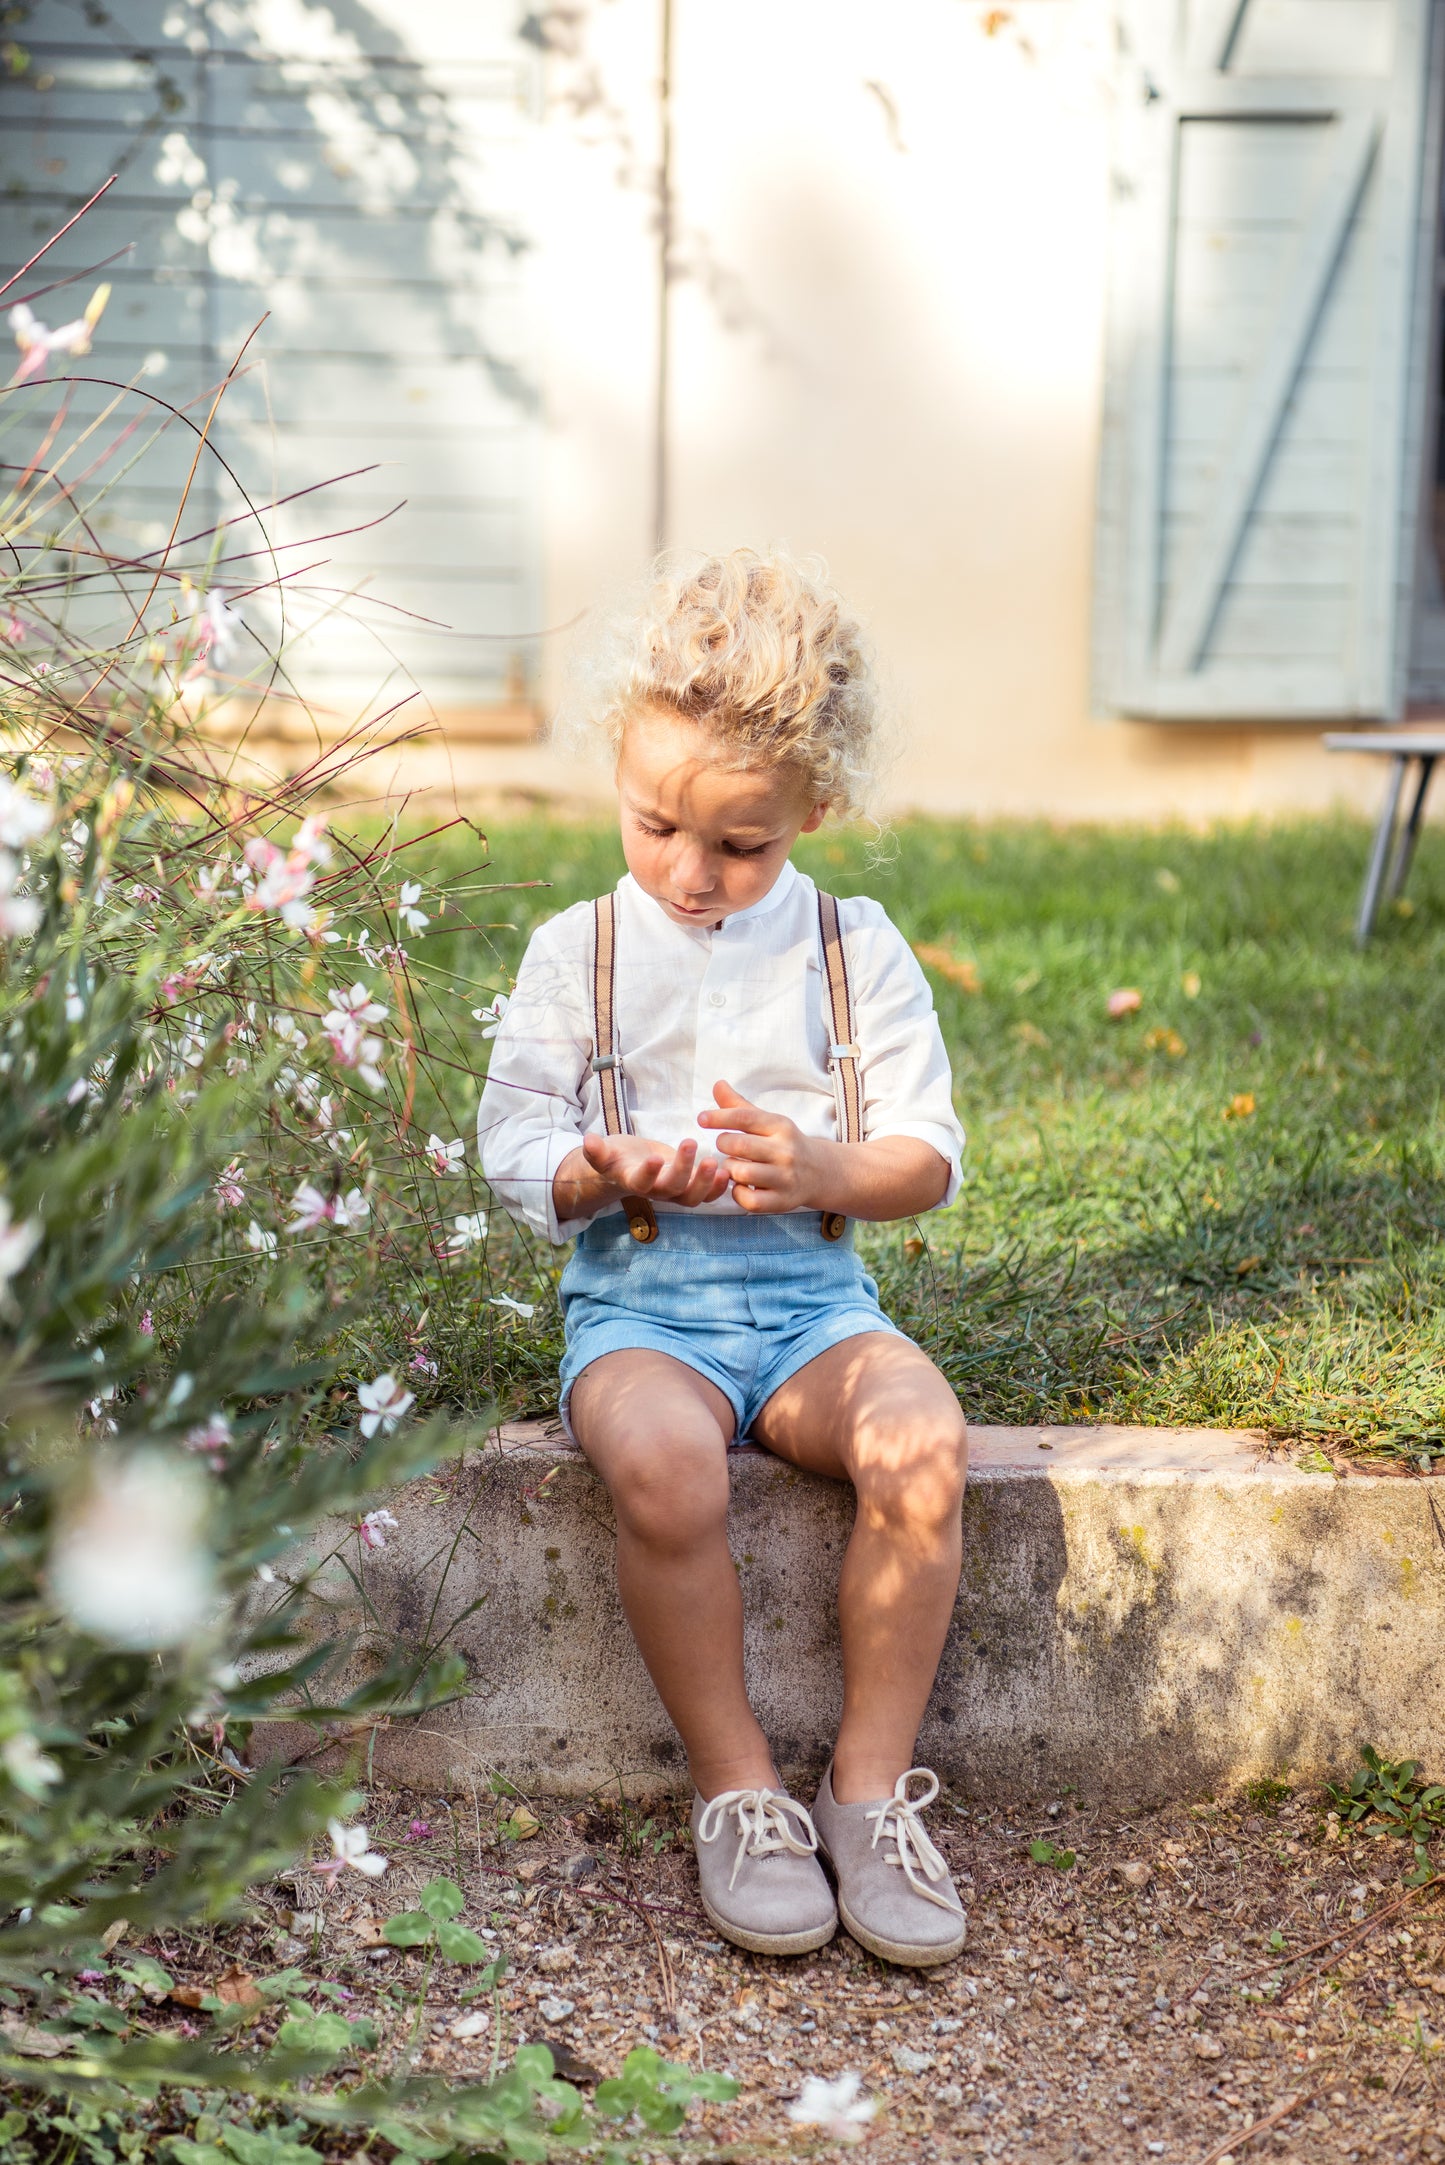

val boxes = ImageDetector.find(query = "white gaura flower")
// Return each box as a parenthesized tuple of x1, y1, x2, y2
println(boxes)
(446, 1211, 487, 1253)
(397, 880, 429, 936)
(188, 586, 242, 671)
(488, 1294, 535, 1320)
(359, 1507, 399, 1551)
(356, 1374, 414, 1437)
(0, 775, 54, 850)
(0, 851, 41, 940)
(49, 1452, 217, 1649)
(312, 1817, 387, 1886)
(330, 1187, 370, 1231)
(272, 1012, 307, 1049)
(183, 1413, 232, 1471)
(192, 858, 235, 903)
(323, 982, 387, 1030)
(9, 284, 108, 383)
(245, 1220, 278, 1257)
(471, 993, 509, 1038)
(290, 815, 331, 871)
(2, 1732, 61, 1796)
(214, 1159, 245, 1211)
(287, 1182, 333, 1233)
(0, 1197, 41, 1284)
(786, 2072, 877, 2143)
(324, 1014, 385, 1092)
(426, 1133, 465, 1175)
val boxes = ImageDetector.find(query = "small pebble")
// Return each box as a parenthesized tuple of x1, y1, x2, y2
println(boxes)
(538, 1996, 575, 2025)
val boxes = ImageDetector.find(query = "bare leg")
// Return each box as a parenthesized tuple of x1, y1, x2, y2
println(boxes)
(751, 1333, 967, 1804)
(567, 1349, 777, 1800)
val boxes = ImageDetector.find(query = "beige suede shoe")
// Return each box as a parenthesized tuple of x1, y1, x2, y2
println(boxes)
(812, 1765, 967, 1967)
(691, 1787, 837, 1957)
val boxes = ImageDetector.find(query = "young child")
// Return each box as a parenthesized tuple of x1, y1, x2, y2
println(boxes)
(479, 550, 968, 1967)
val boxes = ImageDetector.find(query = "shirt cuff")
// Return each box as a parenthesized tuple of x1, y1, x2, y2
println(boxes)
(865, 1122, 963, 1210)
(540, 1127, 592, 1244)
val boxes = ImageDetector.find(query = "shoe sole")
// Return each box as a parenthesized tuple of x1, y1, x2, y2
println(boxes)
(699, 1891, 837, 1958)
(836, 1895, 968, 1969)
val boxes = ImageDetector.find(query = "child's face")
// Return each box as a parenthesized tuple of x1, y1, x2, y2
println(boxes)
(616, 706, 826, 928)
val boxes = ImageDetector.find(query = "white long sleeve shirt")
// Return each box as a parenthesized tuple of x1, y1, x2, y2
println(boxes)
(477, 857, 965, 1244)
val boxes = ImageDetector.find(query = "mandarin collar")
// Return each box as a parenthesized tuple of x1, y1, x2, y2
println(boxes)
(620, 857, 800, 935)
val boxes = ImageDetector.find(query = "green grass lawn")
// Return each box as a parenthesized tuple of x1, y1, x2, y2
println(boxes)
(416, 814, 1445, 1466)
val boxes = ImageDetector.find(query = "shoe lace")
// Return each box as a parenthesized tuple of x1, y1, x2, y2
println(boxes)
(864, 1768, 956, 1912)
(697, 1788, 820, 1892)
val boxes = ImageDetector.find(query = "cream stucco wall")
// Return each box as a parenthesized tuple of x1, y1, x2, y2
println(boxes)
(385, 0, 1420, 825)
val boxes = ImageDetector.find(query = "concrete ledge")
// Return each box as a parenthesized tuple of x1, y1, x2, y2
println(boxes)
(273, 1422, 1445, 1802)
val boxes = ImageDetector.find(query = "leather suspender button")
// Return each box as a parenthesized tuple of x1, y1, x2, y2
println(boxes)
(820, 1212, 848, 1243)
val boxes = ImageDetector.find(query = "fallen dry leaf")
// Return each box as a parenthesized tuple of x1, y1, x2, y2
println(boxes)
(1013, 1020, 1049, 1048)
(912, 943, 982, 995)
(1144, 1026, 1186, 1058)
(0, 2015, 68, 2058)
(216, 1963, 263, 2011)
(1234, 1255, 1264, 1277)
(1182, 970, 1202, 998)
(1224, 1092, 1257, 1120)
(903, 1236, 925, 1260)
(1114, 1860, 1152, 1890)
(508, 1805, 541, 1841)
(100, 1918, 128, 1954)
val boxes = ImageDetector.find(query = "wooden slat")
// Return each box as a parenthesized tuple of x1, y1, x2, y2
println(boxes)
(1156, 108, 1378, 677)
(1185, 0, 1250, 73)
(1232, 0, 1396, 77)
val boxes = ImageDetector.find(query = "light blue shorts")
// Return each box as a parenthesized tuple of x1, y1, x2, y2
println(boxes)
(558, 1210, 902, 1443)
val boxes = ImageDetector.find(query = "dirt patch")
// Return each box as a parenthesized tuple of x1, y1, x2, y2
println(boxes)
(154, 1783, 1444, 2162)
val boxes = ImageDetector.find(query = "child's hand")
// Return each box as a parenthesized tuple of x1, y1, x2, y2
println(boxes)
(697, 1080, 826, 1213)
(580, 1130, 730, 1209)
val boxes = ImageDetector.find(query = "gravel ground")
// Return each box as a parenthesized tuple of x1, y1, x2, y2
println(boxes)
(155, 1781, 1445, 2163)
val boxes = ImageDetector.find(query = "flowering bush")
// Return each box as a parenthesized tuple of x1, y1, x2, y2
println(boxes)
(0, 223, 671, 2158)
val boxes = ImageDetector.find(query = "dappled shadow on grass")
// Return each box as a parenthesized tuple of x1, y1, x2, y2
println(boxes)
(867, 1152, 1445, 1461)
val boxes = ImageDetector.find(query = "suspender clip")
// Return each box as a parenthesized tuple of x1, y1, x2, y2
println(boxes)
(827, 1041, 861, 1062)
(590, 1052, 622, 1074)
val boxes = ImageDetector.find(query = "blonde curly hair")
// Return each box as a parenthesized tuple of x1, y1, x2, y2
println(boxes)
(557, 548, 883, 820)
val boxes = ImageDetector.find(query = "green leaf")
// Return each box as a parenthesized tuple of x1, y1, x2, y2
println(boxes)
(435, 1919, 489, 1965)
(1029, 1837, 1076, 1870)
(218, 2130, 328, 2165)
(511, 2043, 555, 2085)
(273, 2009, 374, 2057)
(381, 1912, 433, 1947)
(418, 1876, 465, 1923)
(371, 2118, 452, 2159)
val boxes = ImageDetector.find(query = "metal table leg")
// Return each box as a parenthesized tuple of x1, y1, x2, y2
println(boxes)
(1386, 754, 1437, 903)
(1356, 753, 1407, 947)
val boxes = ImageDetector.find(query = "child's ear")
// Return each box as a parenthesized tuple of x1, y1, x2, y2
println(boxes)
(800, 802, 829, 835)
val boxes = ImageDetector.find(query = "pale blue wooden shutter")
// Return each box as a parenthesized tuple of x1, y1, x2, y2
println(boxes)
(1094, 0, 1436, 720)
(0, 0, 540, 724)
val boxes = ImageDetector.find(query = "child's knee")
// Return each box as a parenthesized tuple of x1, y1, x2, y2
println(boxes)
(609, 1431, 730, 1550)
(854, 1407, 967, 1529)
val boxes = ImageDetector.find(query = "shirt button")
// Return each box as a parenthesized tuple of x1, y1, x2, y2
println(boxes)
(707, 990, 726, 1008)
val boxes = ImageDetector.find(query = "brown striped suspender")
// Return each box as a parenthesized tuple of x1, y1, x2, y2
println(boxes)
(590, 887, 861, 1245)
(591, 894, 658, 1242)
(815, 889, 862, 1241)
